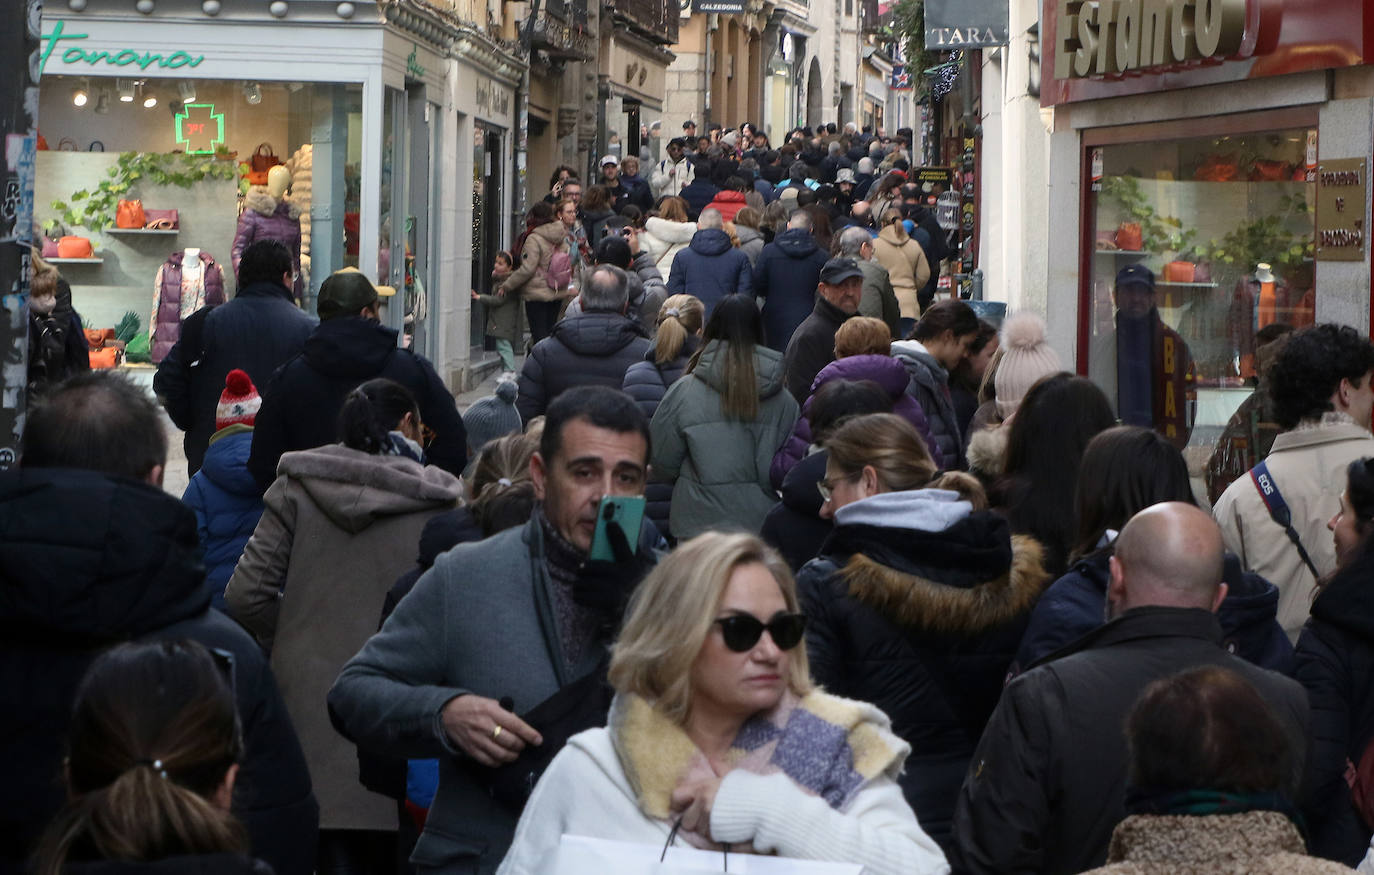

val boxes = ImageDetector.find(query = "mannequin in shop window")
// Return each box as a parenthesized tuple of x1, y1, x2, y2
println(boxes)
(233, 165, 305, 304)
(150, 247, 226, 365)
(1088, 264, 1197, 450)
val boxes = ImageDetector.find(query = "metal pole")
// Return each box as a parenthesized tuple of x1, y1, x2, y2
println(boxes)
(1, 1, 40, 468)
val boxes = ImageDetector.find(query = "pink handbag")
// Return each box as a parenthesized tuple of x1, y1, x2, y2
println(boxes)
(41, 237, 60, 258)
(143, 209, 179, 230)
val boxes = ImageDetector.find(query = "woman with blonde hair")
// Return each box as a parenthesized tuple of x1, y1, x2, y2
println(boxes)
(641, 196, 697, 281)
(498, 531, 947, 874)
(872, 208, 931, 337)
(30, 639, 260, 875)
(770, 316, 941, 488)
(623, 295, 707, 539)
(797, 412, 1048, 853)
(650, 295, 799, 540)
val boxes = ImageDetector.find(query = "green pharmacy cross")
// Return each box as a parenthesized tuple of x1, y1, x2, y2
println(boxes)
(175, 103, 225, 155)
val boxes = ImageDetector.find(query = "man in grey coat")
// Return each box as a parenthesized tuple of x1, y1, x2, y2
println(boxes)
(836, 226, 900, 337)
(329, 386, 659, 873)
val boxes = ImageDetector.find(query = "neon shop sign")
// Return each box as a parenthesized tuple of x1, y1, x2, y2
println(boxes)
(40, 20, 205, 75)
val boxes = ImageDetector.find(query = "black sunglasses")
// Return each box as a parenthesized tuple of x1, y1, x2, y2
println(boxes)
(713, 612, 807, 652)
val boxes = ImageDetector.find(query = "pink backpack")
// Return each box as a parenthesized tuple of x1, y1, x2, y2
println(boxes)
(546, 247, 572, 292)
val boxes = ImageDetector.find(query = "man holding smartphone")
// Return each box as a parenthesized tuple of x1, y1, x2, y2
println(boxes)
(330, 386, 660, 873)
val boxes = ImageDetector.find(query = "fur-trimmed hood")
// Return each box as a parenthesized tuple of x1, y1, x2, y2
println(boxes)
(966, 421, 1009, 479)
(244, 187, 304, 221)
(825, 489, 1049, 635)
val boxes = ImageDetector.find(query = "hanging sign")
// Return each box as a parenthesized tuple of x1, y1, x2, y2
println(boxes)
(1315, 158, 1366, 262)
(890, 66, 913, 90)
(175, 103, 225, 155)
(692, 0, 745, 12)
(924, 0, 1009, 49)
(936, 190, 961, 231)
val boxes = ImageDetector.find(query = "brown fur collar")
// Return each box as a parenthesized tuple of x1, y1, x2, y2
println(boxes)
(840, 534, 1048, 634)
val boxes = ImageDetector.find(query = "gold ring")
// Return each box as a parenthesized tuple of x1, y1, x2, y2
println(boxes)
(492, 725, 503, 741)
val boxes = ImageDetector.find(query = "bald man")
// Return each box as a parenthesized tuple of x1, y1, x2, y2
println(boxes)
(952, 502, 1310, 875)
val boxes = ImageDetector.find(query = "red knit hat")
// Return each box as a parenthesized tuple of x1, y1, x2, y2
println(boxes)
(216, 369, 261, 430)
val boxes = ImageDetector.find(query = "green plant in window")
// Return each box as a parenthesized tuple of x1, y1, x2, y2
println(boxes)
(47, 151, 239, 231)
(1100, 176, 1183, 253)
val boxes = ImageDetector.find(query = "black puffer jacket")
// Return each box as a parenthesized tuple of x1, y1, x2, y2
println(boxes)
(0, 468, 317, 875)
(622, 336, 700, 538)
(892, 339, 962, 469)
(247, 316, 467, 492)
(760, 449, 832, 571)
(1296, 547, 1374, 865)
(797, 489, 1049, 853)
(517, 312, 651, 422)
(154, 280, 316, 475)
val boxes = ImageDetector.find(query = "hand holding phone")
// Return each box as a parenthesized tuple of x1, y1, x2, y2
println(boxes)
(576, 496, 654, 617)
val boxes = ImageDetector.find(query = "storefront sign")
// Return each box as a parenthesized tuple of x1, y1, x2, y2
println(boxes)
(175, 103, 225, 155)
(475, 80, 510, 118)
(692, 0, 745, 13)
(1315, 158, 1366, 262)
(925, 0, 1009, 49)
(406, 44, 426, 79)
(40, 20, 204, 74)
(1054, 0, 1246, 79)
(890, 66, 912, 90)
(914, 166, 954, 204)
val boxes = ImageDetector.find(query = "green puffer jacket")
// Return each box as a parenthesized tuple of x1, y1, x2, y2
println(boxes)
(650, 341, 799, 540)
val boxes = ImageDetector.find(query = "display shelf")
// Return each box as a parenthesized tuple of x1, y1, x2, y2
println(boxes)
(105, 228, 179, 236)
(47, 257, 104, 264)
(1156, 281, 1220, 288)
(1094, 249, 1150, 256)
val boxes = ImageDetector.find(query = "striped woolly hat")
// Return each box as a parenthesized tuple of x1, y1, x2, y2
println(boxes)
(216, 369, 261, 430)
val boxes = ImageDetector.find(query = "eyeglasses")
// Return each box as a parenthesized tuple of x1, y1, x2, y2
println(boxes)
(714, 612, 807, 652)
(816, 471, 860, 502)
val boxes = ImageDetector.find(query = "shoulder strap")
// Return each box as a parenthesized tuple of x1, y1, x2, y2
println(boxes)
(1250, 460, 1322, 580)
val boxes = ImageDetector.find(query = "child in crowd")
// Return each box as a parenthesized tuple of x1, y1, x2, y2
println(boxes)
(182, 369, 265, 610)
(472, 251, 525, 374)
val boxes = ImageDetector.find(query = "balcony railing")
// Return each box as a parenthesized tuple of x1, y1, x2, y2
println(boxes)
(606, 0, 677, 43)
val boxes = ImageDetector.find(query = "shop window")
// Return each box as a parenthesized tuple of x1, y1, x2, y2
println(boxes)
(35, 77, 362, 362)
(1085, 124, 1316, 500)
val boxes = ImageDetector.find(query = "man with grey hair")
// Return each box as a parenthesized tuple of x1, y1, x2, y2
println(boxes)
(838, 225, 899, 336)
(953, 502, 1310, 875)
(516, 263, 651, 421)
(753, 209, 828, 350)
(854, 156, 877, 200)
(665, 206, 752, 316)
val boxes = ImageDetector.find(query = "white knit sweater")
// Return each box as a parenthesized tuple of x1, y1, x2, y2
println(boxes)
(496, 726, 949, 875)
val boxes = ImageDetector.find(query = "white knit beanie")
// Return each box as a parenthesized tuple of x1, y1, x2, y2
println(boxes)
(995, 312, 1062, 418)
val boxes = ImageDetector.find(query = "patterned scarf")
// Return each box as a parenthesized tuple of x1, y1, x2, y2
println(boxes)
(609, 689, 907, 850)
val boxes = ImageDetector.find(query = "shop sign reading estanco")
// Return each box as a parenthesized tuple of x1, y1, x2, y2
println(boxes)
(40, 20, 205, 75)
(1054, 0, 1245, 79)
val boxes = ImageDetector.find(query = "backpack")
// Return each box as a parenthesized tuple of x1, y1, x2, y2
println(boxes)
(546, 247, 572, 292)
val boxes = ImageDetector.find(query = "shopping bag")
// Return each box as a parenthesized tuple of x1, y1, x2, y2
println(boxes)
(544, 835, 864, 875)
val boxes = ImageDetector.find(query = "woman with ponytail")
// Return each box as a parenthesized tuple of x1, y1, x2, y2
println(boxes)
(225, 378, 463, 872)
(649, 294, 799, 540)
(30, 639, 263, 875)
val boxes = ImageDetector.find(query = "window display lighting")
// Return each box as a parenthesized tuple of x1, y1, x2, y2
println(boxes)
(72, 79, 88, 107)
(117, 78, 135, 102)
(243, 82, 262, 105)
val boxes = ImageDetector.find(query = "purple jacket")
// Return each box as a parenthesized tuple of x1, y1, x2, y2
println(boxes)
(152, 250, 225, 364)
(231, 189, 304, 301)
(769, 353, 942, 488)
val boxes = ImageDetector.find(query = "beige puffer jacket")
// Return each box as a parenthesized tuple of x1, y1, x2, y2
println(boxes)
(873, 222, 931, 320)
(503, 221, 570, 303)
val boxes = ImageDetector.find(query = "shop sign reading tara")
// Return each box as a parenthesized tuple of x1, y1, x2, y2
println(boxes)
(925, 0, 1010, 50)
(175, 103, 225, 155)
(1054, 0, 1245, 79)
(1315, 158, 1366, 262)
(40, 20, 204, 75)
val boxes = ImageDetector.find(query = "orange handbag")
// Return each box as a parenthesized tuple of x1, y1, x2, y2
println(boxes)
(57, 236, 94, 258)
(1114, 223, 1143, 252)
(1163, 261, 1196, 283)
(84, 328, 114, 348)
(88, 346, 122, 368)
(115, 199, 145, 229)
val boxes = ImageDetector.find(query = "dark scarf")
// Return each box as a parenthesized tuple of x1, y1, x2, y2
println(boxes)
(1125, 787, 1305, 837)
(536, 506, 602, 669)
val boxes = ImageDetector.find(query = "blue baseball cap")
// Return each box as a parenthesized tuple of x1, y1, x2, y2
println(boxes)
(1116, 263, 1155, 289)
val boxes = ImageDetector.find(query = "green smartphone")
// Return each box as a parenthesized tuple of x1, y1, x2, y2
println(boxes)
(589, 495, 646, 562)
